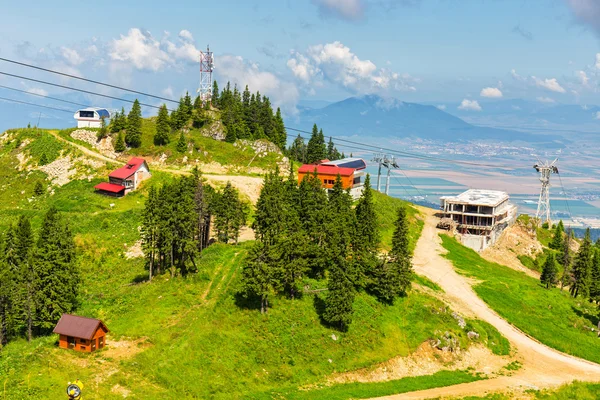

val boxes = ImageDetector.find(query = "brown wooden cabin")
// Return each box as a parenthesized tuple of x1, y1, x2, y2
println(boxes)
(53, 314, 109, 353)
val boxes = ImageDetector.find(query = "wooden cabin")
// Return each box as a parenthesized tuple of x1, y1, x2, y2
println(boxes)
(298, 158, 367, 199)
(53, 314, 109, 353)
(94, 157, 151, 197)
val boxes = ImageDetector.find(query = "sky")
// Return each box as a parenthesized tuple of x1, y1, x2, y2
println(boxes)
(0, 0, 599, 125)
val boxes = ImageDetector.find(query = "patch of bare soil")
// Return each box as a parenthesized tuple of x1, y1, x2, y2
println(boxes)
(39, 155, 78, 186)
(70, 129, 118, 159)
(237, 226, 256, 242)
(332, 342, 509, 384)
(103, 337, 150, 360)
(203, 174, 263, 204)
(111, 384, 131, 398)
(124, 240, 144, 259)
(480, 221, 542, 279)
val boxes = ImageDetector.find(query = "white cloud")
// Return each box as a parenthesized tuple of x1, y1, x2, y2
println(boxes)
(511, 69, 524, 81)
(179, 30, 194, 42)
(576, 70, 589, 86)
(109, 28, 200, 71)
(480, 87, 503, 98)
(312, 0, 365, 21)
(532, 76, 566, 93)
(217, 55, 299, 114)
(287, 41, 417, 94)
(437, 104, 446, 110)
(27, 88, 48, 96)
(60, 46, 84, 66)
(458, 99, 482, 111)
(595, 111, 600, 120)
(162, 86, 174, 98)
(536, 96, 556, 104)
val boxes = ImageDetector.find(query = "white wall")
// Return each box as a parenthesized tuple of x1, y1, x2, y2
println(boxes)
(77, 120, 102, 128)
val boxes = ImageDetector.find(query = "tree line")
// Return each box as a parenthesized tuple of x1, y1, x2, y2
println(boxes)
(0, 208, 78, 346)
(140, 170, 247, 280)
(240, 169, 412, 330)
(289, 123, 343, 164)
(541, 222, 600, 305)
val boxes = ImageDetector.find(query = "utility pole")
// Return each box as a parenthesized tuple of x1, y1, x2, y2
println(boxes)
(372, 153, 383, 191)
(198, 45, 214, 105)
(533, 158, 558, 226)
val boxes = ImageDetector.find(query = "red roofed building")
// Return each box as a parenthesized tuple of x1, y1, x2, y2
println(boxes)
(298, 158, 367, 199)
(53, 314, 109, 353)
(94, 157, 151, 197)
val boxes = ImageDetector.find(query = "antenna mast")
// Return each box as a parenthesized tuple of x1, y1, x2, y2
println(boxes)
(533, 158, 558, 225)
(198, 45, 214, 105)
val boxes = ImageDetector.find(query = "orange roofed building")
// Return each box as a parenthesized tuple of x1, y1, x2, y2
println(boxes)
(53, 314, 109, 353)
(298, 158, 367, 199)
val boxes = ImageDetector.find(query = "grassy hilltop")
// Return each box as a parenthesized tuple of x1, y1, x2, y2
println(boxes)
(0, 123, 514, 399)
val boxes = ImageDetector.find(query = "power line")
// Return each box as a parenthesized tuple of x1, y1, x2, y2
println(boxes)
(556, 172, 572, 220)
(0, 57, 179, 104)
(0, 71, 176, 112)
(0, 95, 73, 114)
(0, 84, 90, 108)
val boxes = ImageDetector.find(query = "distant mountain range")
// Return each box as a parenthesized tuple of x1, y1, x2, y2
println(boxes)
(296, 95, 565, 144)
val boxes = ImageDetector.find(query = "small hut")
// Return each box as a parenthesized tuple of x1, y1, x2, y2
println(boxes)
(53, 314, 109, 352)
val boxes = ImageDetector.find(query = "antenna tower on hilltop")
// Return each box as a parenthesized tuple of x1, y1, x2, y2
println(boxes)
(198, 45, 214, 105)
(533, 158, 558, 225)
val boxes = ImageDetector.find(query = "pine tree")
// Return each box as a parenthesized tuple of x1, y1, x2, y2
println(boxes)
(212, 182, 247, 243)
(141, 186, 160, 281)
(225, 126, 237, 143)
(298, 171, 329, 277)
(540, 252, 558, 289)
(273, 107, 286, 150)
(126, 99, 142, 148)
(289, 134, 307, 163)
(570, 228, 593, 298)
(154, 104, 171, 146)
(39, 153, 48, 166)
(0, 232, 13, 345)
(176, 131, 187, 153)
(550, 220, 564, 250)
(33, 181, 44, 197)
(34, 207, 78, 332)
(211, 80, 219, 107)
(560, 228, 573, 290)
(353, 174, 379, 287)
(114, 131, 126, 152)
(589, 247, 600, 303)
(240, 241, 279, 314)
(13, 216, 36, 341)
(253, 168, 287, 246)
(372, 206, 413, 303)
(110, 108, 126, 133)
(97, 117, 108, 140)
(193, 95, 202, 110)
(323, 264, 355, 331)
(306, 124, 327, 163)
(326, 137, 340, 161)
(183, 92, 193, 122)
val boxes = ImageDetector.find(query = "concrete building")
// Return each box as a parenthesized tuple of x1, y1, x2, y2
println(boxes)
(440, 189, 517, 251)
(73, 107, 111, 128)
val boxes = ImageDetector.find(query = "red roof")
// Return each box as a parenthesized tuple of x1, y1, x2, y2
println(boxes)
(94, 182, 125, 193)
(109, 157, 146, 179)
(53, 314, 109, 340)
(298, 164, 356, 177)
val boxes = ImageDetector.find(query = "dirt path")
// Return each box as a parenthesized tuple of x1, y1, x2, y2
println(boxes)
(375, 207, 600, 399)
(49, 130, 119, 164)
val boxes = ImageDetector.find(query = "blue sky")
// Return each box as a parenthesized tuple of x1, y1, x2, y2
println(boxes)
(0, 0, 599, 126)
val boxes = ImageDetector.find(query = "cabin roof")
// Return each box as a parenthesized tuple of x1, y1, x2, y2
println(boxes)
(109, 157, 147, 179)
(94, 182, 126, 193)
(53, 314, 109, 340)
(441, 189, 509, 207)
(74, 107, 111, 119)
(298, 157, 366, 177)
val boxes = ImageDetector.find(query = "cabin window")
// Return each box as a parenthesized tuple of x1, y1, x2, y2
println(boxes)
(67, 336, 75, 347)
(99, 336, 104, 348)
(353, 177, 361, 185)
(79, 111, 95, 118)
(327, 180, 334, 185)
(80, 345, 86, 350)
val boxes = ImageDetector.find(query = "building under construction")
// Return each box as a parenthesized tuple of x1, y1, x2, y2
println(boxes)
(440, 189, 517, 251)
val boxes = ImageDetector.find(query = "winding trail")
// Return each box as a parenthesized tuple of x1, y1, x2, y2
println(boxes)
(375, 207, 600, 399)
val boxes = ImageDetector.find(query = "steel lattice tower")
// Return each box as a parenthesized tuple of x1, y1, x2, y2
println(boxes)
(533, 158, 558, 225)
(198, 45, 214, 104)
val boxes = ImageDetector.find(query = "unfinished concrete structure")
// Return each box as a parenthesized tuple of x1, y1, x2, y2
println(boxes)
(440, 189, 517, 251)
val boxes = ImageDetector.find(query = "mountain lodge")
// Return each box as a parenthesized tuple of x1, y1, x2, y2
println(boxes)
(73, 107, 111, 128)
(53, 314, 109, 353)
(298, 158, 367, 199)
(94, 157, 151, 197)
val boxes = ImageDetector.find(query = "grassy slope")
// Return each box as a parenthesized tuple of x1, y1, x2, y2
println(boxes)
(0, 129, 509, 399)
(441, 234, 600, 364)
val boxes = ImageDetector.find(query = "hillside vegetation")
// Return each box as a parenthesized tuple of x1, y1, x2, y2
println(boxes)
(0, 125, 516, 398)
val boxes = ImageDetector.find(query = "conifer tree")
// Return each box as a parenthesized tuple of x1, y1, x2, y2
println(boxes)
(212, 182, 247, 243)
(114, 131, 126, 152)
(353, 174, 379, 287)
(193, 95, 202, 110)
(211, 80, 219, 106)
(39, 153, 48, 166)
(298, 171, 329, 277)
(570, 228, 593, 298)
(241, 241, 279, 313)
(589, 247, 600, 303)
(13, 216, 36, 341)
(110, 108, 126, 133)
(372, 206, 413, 303)
(183, 92, 193, 122)
(273, 107, 286, 150)
(560, 228, 573, 290)
(154, 104, 171, 146)
(540, 252, 558, 289)
(253, 168, 287, 246)
(550, 220, 564, 250)
(289, 134, 307, 163)
(34, 207, 78, 331)
(0, 232, 13, 345)
(306, 124, 327, 163)
(126, 99, 142, 148)
(141, 186, 160, 281)
(225, 126, 237, 143)
(33, 181, 44, 197)
(97, 117, 108, 140)
(323, 264, 355, 331)
(176, 131, 187, 153)
(193, 171, 212, 252)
